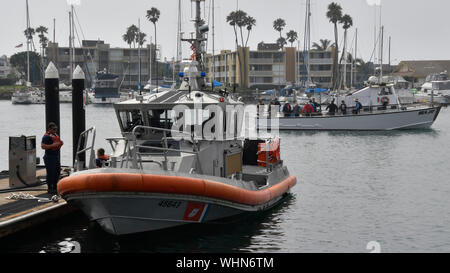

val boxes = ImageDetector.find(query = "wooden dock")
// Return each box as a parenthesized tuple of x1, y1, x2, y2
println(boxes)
(0, 167, 75, 239)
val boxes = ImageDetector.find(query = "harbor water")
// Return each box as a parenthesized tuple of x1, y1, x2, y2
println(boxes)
(1, 100, 450, 253)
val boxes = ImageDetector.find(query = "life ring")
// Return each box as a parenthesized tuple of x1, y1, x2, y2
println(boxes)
(381, 97, 390, 104)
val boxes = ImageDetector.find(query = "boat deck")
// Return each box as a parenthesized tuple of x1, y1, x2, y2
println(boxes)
(0, 168, 74, 239)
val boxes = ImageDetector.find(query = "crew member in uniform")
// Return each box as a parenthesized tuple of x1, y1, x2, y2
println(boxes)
(41, 122, 64, 195)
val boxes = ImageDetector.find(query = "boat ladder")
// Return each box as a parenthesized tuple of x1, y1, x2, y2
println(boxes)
(74, 127, 96, 171)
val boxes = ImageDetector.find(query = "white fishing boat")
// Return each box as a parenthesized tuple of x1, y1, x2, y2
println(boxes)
(57, 1, 297, 236)
(11, 87, 45, 104)
(413, 72, 450, 104)
(259, 80, 442, 131)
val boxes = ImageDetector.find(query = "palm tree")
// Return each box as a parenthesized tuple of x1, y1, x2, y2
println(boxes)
(339, 14, 353, 61)
(35, 26, 48, 51)
(122, 28, 135, 48)
(235, 10, 248, 47)
(123, 25, 138, 48)
(277, 37, 287, 49)
(24, 27, 35, 41)
(226, 11, 239, 49)
(326, 2, 343, 90)
(273, 18, 286, 39)
(226, 10, 253, 89)
(286, 30, 298, 47)
(339, 14, 353, 88)
(244, 16, 256, 48)
(146, 7, 160, 89)
(136, 32, 147, 47)
(312, 39, 333, 51)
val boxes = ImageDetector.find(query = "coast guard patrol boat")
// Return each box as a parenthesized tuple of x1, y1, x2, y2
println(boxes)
(58, 1, 296, 235)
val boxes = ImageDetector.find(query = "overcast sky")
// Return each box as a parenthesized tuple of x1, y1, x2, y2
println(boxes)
(1, 0, 449, 65)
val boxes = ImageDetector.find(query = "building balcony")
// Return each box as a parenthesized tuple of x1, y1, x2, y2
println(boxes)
(249, 58, 274, 64)
(249, 71, 273, 77)
(309, 58, 333, 65)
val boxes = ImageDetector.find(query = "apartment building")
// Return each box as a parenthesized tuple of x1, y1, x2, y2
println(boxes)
(45, 40, 158, 89)
(0, 55, 11, 79)
(204, 42, 335, 90)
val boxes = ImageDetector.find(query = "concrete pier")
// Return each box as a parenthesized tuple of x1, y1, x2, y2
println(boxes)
(0, 168, 74, 239)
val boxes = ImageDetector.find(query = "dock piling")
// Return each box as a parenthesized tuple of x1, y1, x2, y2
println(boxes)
(44, 62, 60, 132)
(72, 66, 86, 168)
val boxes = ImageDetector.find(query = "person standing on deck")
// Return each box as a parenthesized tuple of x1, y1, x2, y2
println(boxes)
(326, 99, 338, 115)
(340, 100, 347, 115)
(41, 122, 63, 195)
(354, 98, 363, 114)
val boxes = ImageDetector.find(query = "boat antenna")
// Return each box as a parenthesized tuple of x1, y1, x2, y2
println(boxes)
(138, 18, 142, 95)
(181, 0, 208, 89)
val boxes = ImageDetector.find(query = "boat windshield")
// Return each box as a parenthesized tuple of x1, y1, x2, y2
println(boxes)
(378, 86, 393, 96)
(148, 109, 174, 129)
(119, 110, 144, 132)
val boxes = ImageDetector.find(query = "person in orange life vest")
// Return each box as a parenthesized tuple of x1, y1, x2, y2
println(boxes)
(302, 102, 314, 115)
(41, 122, 64, 195)
(96, 148, 110, 168)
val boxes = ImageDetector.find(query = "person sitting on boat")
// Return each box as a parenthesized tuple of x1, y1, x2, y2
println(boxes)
(282, 99, 293, 117)
(293, 102, 302, 117)
(354, 98, 363, 114)
(339, 100, 347, 115)
(326, 99, 338, 115)
(302, 102, 314, 116)
(96, 148, 110, 168)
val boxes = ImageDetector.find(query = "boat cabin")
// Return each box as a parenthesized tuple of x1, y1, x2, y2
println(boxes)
(109, 89, 264, 179)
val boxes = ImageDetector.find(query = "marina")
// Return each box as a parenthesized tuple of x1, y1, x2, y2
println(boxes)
(1, 0, 450, 255)
(1, 102, 450, 252)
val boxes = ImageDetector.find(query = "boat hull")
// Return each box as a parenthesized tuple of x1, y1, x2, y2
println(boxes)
(58, 171, 296, 235)
(258, 106, 441, 131)
(66, 192, 288, 235)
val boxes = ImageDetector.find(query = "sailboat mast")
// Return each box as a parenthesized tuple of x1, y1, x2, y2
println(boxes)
(380, 26, 384, 81)
(212, 0, 215, 86)
(307, 0, 311, 86)
(69, 7, 74, 82)
(303, 0, 311, 88)
(352, 28, 357, 88)
(72, 5, 76, 81)
(26, 0, 30, 84)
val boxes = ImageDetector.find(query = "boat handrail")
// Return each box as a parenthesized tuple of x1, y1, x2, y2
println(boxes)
(128, 125, 202, 172)
(105, 137, 126, 153)
(74, 127, 96, 171)
(131, 125, 193, 138)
